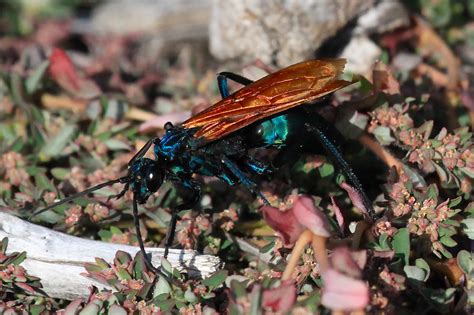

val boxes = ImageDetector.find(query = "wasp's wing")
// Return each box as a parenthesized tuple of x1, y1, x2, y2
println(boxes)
(182, 59, 352, 142)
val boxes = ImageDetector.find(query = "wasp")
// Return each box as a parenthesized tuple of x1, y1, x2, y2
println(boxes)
(32, 59, 374, 277)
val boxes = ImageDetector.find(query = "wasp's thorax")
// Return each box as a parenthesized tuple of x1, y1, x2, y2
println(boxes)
(129, 158, 164, 204)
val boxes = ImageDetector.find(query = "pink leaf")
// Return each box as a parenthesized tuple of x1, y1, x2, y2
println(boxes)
(15, 282, 37, 294)
(262, 280, 297, 313)
(261, 205, 304, 246)
(293, 196, 330, 237)
(351, 250, 368, 270)
(262, 195, 331, 245)
(340, 182, 370, 219)
(330, 196, 344, 233)
(330, 247, 364, 278)
(321, 268, 369, 311)
(461, 89, 474, 111)
(62, 298, 83, 315)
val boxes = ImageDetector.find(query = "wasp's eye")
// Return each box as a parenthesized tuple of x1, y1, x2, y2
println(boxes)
(145, 168, 163, 192)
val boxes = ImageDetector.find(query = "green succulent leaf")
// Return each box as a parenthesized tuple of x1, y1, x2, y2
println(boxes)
(154, 276, 171, 297)
(39, 125, 76, 161)
(184, 288, 198, 303)
(415, 258, 430, 281)
(107, 305, 127, 315)
(439, 235, 457, 247)
(461, 218, 474, 239)
(393, 228, 410, 266)
(457, 250, 473, 275)
(318, 162, 334, 178)
(404, 265, 426, 282)
(79, 302, 101, 315)
(1, 238, 8, 254)
(25, 60, 50, 95)
(230, 279, 248, 299)
(202, 270, 228, 291)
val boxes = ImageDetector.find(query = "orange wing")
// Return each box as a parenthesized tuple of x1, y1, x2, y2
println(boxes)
(182, 59, 353, 142)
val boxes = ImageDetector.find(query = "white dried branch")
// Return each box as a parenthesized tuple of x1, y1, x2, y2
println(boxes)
(0, 212, 222, 300)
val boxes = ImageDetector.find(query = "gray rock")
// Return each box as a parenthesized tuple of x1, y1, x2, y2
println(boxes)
(356, 0, 409, 35)
(209, 0, 375, 67)
(341, 36, 382, 76)
(210, 0, 410, 71)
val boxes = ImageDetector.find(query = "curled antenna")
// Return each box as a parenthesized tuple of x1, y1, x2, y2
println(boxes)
(29, 176, 129, 219)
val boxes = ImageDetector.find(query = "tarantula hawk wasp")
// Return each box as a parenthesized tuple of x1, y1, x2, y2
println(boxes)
(31, 59, 375, 279)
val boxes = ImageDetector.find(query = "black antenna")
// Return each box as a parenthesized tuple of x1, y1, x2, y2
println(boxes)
(29, 173, 173, 282)
(29, 176, 129, 219)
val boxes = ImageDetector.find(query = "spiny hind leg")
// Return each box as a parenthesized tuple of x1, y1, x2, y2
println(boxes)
(303, 121, 375, 220)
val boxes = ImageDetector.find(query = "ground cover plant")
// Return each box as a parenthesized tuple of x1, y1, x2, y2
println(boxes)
(0, 1, 473, 314)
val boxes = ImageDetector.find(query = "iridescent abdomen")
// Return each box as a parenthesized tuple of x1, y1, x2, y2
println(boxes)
(243, 109, 307, 149)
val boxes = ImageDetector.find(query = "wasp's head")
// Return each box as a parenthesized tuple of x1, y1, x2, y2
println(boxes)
(129, 158, 164, 204)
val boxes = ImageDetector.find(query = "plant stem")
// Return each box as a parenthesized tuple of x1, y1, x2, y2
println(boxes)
(282, 230, 313, 280)
(312, 234, 329, 272)
(351, 220, 369, 250)
(359, 134, 404, 175)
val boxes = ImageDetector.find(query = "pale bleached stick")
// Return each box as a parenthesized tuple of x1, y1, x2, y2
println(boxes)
(0, 212, 222, 300)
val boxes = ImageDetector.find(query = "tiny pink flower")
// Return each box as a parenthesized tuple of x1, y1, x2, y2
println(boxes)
(64, 205, 83, 226)
(379, 266, 406, 291)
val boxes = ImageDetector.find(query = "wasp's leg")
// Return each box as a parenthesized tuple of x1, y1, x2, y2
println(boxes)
(132, 196, 171, 280)
(128, 137, 159, 166)
(221, 157, 270, 205)
(107, 182, 130, 201)
(216, 170, 238, 186)
(304, 122, 375, 221)
(217, 72, 254, 98)
(164, 178, 201, 258)
(242, 156, 272, 175)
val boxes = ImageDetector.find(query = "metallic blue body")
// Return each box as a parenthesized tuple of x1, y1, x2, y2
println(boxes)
(129, 104, 356, 212)
(153, 113, 294, 188)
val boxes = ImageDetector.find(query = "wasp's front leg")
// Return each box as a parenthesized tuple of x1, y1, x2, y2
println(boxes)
(164, 177, 201, 258)
(128, 137, 159, 166)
